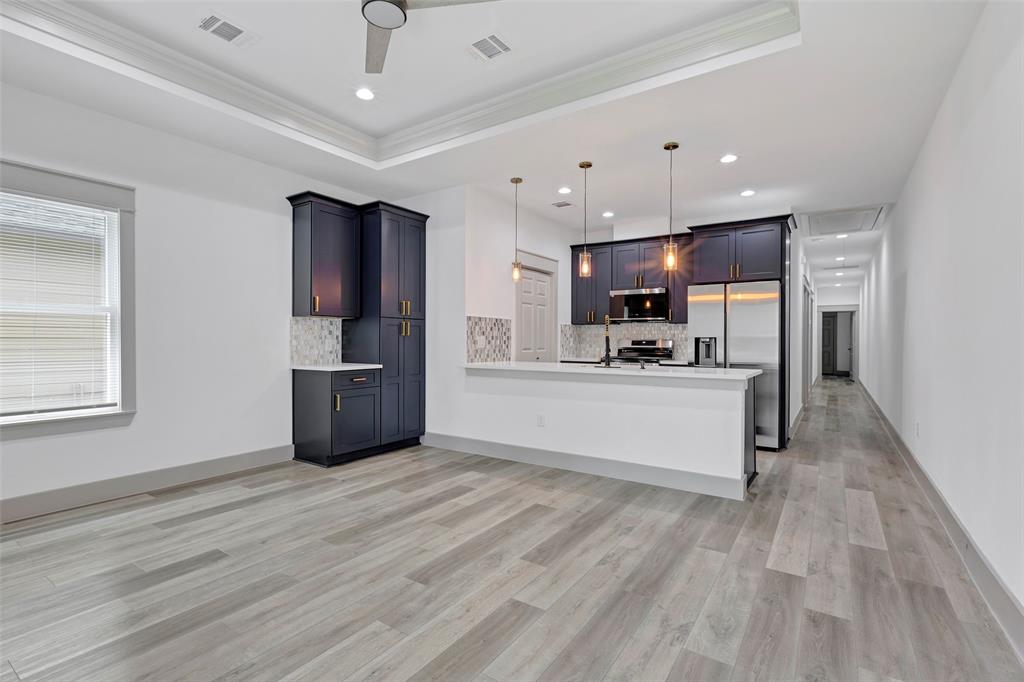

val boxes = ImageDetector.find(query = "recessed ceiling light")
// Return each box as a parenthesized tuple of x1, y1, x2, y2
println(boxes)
(836, 233, 849, 239)
(836, 272, 844, 276)
(355, 87, 375, 101)
(719, 153, 738, 164)
(740, 189, 756, 197)
(558, 187, 572, 195)
(602, 211, 614, 218)
(835, 256, 846, 261)
(835, 283, 842, 287)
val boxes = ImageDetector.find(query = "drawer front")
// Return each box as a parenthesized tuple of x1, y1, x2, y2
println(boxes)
(332, 369, 380, 390)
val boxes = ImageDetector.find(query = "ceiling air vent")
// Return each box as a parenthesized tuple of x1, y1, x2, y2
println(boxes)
(802, 205, 886, 237)
(469, 34, 512, 61)
(198, 12, 260, 47)
(551, 201, 573, 208)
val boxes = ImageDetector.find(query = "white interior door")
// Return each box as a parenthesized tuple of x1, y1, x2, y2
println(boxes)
(515, 267, 555, 362)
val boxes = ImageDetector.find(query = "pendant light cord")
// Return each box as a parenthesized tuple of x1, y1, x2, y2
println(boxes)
(668, 147, 674, 244)
(514, 181, 518, 256)
(583, 166, 588, 250)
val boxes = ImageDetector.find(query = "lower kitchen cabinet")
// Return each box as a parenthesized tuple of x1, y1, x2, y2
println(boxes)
(293, 369, 382, 466)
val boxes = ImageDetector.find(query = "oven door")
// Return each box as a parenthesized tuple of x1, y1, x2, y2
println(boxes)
(609, 288, 668, 321)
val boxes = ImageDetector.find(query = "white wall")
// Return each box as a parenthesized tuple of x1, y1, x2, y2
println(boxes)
(464, 187, 578, 327)
(860, 2, 1024, 605)
(0, 85, 372, 500)
(788, 227, 814, 426)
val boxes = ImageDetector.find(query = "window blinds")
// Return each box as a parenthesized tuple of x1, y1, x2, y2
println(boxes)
(0, 191, 121, 420)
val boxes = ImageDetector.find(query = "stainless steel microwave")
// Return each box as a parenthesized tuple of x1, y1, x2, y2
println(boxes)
(608, 287, 669, 322)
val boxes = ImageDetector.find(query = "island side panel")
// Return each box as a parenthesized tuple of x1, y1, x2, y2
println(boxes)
(446, 371, 748, 499)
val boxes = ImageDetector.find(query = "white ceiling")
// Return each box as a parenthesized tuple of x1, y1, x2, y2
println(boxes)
(67, 0, 764, 138)
(1, 0, 983, 291)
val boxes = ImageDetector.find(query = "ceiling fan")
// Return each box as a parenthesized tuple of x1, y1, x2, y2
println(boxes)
(362, 0, 500, 73)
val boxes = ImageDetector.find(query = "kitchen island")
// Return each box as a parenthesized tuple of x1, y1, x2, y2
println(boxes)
(427, 362, 761, 500)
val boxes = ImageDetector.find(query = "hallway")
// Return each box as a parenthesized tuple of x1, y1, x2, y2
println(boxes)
(0, 381, 1021, 680)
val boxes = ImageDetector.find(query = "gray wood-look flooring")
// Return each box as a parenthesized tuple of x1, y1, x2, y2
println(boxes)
(1, 379, 1021, 681)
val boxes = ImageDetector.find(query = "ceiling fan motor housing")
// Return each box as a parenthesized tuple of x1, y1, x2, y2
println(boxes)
(362, 0, 407, 30)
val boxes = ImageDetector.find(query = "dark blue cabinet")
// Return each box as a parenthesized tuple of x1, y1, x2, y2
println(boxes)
(346, 202, 428, 451)
(691, 220, 784, 283)
(293, 369, 381, 466)
(570, 245, 611, 324)
(289, 192, 360, 318)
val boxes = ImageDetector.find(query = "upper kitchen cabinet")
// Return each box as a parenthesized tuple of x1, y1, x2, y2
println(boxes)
(290, 192, 361, 318)
(374, 205, 426, 319)
(571, 245, 611, 324)
(612, 242, 641, 290)
(611, 239, 668, 290)
(735, 222, 782, 281)
(692, 229, 734, 284)
(639, 239, 669, 289)
(691, 218, 787, 283)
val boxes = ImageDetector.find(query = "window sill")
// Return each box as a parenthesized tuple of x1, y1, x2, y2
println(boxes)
(0, 409, 136, 440)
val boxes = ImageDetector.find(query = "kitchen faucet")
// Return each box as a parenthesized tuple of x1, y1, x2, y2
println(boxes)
(603, 314, 612, 367)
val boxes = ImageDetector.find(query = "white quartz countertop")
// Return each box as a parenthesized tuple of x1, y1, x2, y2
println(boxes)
(465, 361, 761, 382)
(292, 363, 383, 372)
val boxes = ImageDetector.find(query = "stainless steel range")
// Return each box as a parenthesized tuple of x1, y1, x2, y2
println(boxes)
(616, 339, 674, 364)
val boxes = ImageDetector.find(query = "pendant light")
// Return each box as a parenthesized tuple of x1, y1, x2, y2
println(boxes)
(578, 161, 593, 278)
(663, 142, 679, 271)
(510, 176, 523, 282)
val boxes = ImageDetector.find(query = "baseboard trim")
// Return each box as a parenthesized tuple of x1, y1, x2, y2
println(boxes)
(423, 433, 745, 500)
(0, 444, 294, 523)
(859, 384, 1024, 663)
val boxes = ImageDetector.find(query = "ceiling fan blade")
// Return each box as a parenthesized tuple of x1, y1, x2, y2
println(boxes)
(405, 0, 500, 10)
(365, 22, 392, 73)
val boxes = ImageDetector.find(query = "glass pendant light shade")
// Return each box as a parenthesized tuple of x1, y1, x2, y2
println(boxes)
(579, 249, 592, 278)
(663, 141, 679, 271)
(663, 240, 679, 271)
(578, 161, 593, 278)
(511, 177, 523, 281)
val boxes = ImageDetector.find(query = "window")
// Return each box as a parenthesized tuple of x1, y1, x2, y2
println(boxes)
(0, 161, 135, 430)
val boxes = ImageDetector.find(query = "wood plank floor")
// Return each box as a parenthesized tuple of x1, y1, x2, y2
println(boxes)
(1, 378, 1021, 681)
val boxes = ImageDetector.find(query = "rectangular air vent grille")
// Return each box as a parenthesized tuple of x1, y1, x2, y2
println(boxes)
(551, 201, 573, 208)
(198, 12, 260, 47)
(470, 34, 512, 61)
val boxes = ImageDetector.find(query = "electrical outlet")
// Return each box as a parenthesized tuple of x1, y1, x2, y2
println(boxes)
(536, 415, 546, 427)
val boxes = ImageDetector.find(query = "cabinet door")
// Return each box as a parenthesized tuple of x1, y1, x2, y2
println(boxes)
(640, 239, 668, 289)
(380, 318, 404, 444)
(590, 246, 613, 323)
(310, 204, 345, 316)
(735, 223, 782, 280)
(693, 229, 734, 283)
(331, 387, 380, 455)
(401, 217, 426, 319)
(570, 247, 591, 325)
(338, 211, 361, 318)
(380, 213, 403, 318)
(402, 319, 426, 438)
(612, 242, 641, 290)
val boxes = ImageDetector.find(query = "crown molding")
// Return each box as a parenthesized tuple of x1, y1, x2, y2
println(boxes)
(1, 0, 800, 170)
(0, 0, 379, 164)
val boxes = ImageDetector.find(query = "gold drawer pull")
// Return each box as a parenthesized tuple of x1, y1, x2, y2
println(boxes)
(313, 295, 320, 313)
(350, 377, 368, 383)
(334, 394, 341, 411)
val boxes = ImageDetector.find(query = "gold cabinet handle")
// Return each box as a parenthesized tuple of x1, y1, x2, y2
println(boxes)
(350, 376, 368, 383)
(313, 295, 320, 313)
(668, 308, 673, 322)
(334, 394, 341, 411)
(729, 264, 734, 279)
(737, 263, 741, 278)
(402, 300, 407, 315)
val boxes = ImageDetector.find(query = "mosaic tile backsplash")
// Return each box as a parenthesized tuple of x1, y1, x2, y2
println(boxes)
(466, 316, 512, 363)
(560, 322, 689, 362)
(291, 317, 344, 365)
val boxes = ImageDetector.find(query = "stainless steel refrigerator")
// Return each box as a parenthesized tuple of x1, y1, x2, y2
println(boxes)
(688, 280, 787, 449)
